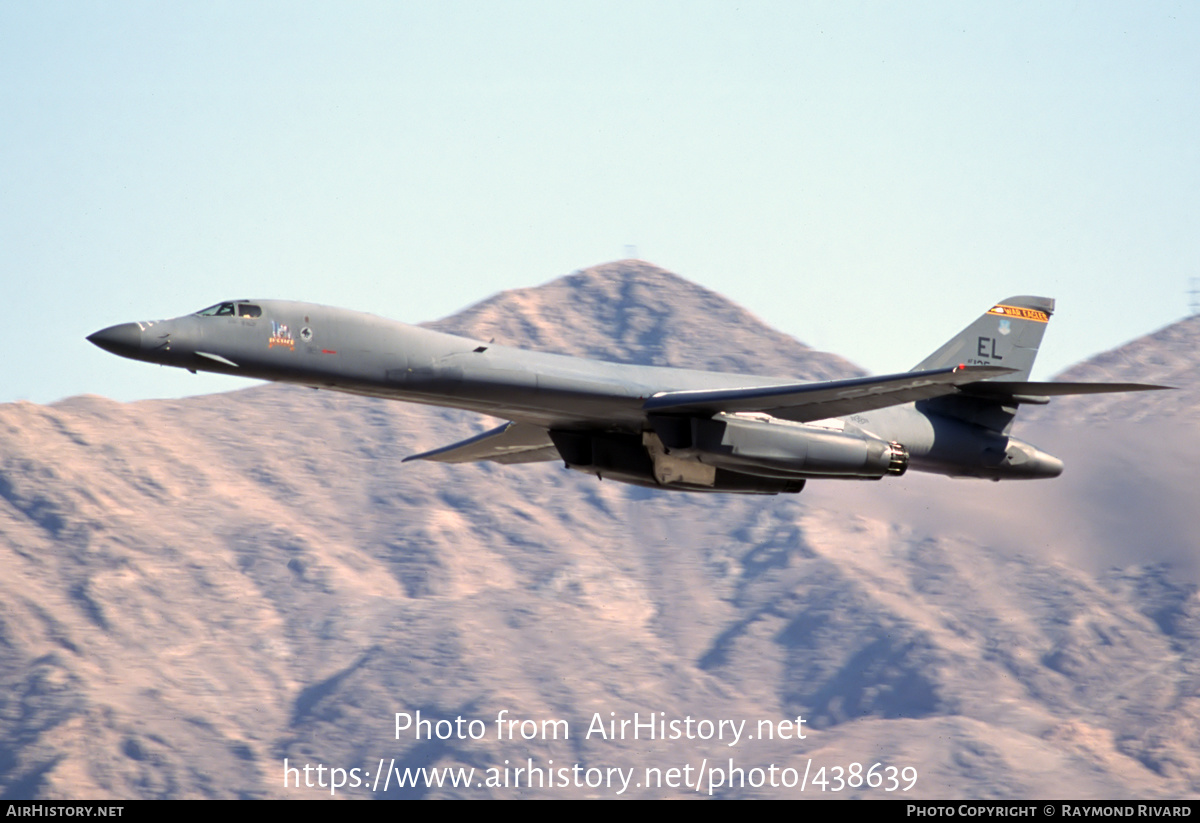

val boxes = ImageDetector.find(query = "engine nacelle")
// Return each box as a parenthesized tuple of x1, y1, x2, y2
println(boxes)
(546, 414, 907, 494)
(650, 413, 908, 479)
(548, 428, 806, 494)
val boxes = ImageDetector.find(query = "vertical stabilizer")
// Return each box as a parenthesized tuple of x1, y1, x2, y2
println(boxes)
(911, 296, 1054, 381)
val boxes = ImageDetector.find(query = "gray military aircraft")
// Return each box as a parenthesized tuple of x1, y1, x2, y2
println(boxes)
(88, 295, 1167, 494)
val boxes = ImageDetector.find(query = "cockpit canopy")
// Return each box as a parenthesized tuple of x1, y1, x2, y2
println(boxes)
(195, 301, 262, 318)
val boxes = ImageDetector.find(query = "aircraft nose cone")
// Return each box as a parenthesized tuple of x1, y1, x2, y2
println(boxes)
(87, 322, 143, 358)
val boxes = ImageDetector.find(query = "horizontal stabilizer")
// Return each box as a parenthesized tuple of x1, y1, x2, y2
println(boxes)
(961, 380, 1174, 398)
(643, 365, 1015, 422)
(403, 421, 558, 464)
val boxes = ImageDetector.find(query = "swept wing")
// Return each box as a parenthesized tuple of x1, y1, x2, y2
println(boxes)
(641, 365, 1016, 421)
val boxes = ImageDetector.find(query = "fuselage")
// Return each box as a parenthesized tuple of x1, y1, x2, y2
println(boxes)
(90, 300, 796, 426)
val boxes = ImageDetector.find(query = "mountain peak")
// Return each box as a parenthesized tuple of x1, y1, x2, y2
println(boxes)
(426, 259, 863, 380)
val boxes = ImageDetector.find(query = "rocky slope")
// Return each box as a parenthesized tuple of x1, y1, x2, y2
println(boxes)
(0, 261, 1195, 798)
(1029, 312, 1200, 423)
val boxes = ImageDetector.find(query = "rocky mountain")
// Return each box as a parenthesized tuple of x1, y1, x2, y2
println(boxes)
(425, 260, 863, 381)
(1028, 312, 1200, 423)
(0, 261, 1196, 799)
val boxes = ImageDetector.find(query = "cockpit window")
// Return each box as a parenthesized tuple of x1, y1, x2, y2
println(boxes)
(195, 302, 236, 317)
(195, 302, 260, 318)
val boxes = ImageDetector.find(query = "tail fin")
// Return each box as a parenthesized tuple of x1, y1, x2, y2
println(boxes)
(913, 296, 1169, 434)
(912, 296, 1054, 382)
(913, 296, 1054, 434)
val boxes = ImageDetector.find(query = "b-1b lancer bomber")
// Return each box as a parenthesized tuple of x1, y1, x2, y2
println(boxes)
(88, 295, 1167, 495)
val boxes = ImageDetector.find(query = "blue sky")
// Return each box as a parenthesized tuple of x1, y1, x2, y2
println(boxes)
(3, 1, 1197, 402)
